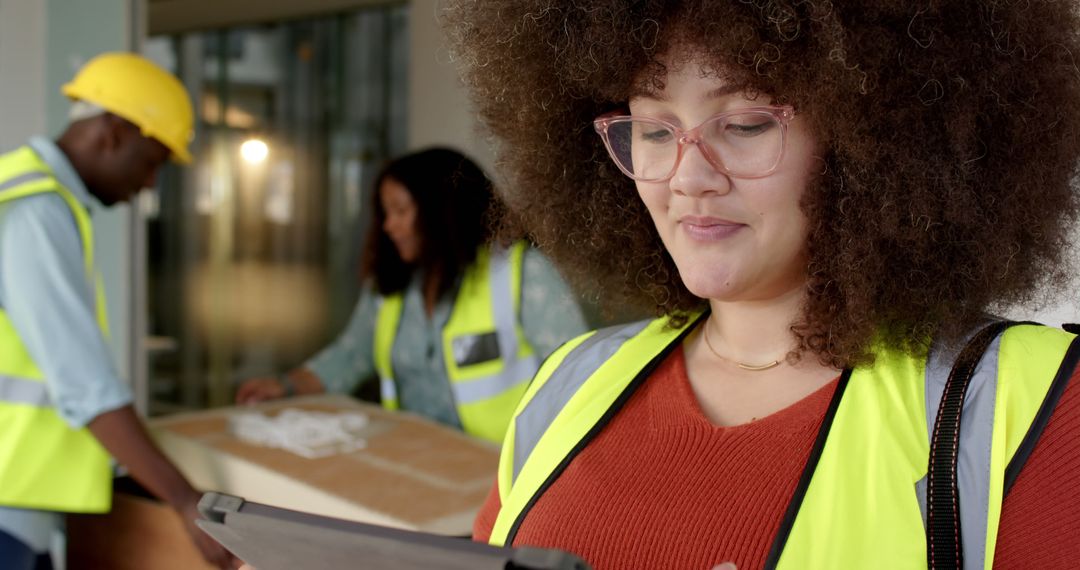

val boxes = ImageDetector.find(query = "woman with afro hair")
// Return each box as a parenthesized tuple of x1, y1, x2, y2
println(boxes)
(443, 1, 1080, 568)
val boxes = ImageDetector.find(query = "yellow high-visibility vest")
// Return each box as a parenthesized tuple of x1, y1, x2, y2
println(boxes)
(374, 241, 538, 443)
(0, 145, 112, 513)
(489, 311, 1078, 569)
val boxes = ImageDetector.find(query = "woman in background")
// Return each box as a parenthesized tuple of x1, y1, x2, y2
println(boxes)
(236, 147, 587, 443)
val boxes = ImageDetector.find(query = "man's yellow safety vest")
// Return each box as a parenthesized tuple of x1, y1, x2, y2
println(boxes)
(489, 311, 1079, 569)
(0, 146, 112, 513)
(373, 241, 539, 443)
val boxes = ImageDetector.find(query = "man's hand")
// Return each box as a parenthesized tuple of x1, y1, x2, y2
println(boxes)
(87, 406, 239, 568)
(177, 494, 241, 569)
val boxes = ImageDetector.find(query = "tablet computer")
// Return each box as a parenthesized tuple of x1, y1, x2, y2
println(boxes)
(195, 492, 591, 570)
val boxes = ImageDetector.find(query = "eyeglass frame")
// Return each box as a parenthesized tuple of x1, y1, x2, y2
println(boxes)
(592, 105, 797, 182)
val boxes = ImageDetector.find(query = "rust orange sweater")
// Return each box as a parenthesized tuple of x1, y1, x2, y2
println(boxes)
(474, 345, 1080, 569)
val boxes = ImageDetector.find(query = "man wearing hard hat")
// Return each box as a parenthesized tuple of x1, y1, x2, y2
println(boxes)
(0, 53, 236, 569)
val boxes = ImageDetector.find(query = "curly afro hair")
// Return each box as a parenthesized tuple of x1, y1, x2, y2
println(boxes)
(443, 0, 1080, 367)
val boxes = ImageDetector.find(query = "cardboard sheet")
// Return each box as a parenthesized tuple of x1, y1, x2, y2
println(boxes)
(149, 395, 500, 535)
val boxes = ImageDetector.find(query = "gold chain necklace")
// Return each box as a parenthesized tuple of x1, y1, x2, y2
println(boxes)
(701, 322, 782, 372)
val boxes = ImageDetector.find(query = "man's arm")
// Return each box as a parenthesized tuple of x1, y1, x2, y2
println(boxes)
(88, 405, 236, 568)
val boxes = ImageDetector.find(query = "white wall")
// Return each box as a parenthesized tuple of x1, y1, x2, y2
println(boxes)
(0, 0, 46, 149)
(1005, 237, 1080, 327)
(1026, 298, 1080, 328)
(407, 0, 495, 177)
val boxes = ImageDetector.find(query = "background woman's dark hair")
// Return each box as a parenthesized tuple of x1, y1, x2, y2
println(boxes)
(362, 147, 494, 297)
(444, 1, 1080, 367)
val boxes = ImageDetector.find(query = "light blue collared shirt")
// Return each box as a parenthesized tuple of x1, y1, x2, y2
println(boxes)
(0, 137, 133, 551)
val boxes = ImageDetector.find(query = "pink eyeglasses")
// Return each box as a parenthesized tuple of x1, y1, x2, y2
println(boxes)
(593, 105, 796, 181)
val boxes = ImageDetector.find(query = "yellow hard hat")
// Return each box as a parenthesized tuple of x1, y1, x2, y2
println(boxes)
(62, 52, 194, 164)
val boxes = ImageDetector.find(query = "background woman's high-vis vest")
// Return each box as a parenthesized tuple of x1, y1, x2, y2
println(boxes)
(0, 146, 112, 513)
(373, 241, 538, 443)
(489, 312, 1077, 569)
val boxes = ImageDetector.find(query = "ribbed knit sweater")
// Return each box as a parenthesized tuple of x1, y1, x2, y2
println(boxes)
(473, 345, 1080, 569)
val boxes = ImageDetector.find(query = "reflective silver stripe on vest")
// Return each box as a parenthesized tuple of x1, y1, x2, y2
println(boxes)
(449, 246, 538, 405)
(488, 247, 517, 371)
(453, 356, 538, 404)
(0, 171, 49, 194)
(918, 332, 1003, 570)
(380, 376, 398, 401)
(512, 319, 652, 482)
(0, 374, 52, 407)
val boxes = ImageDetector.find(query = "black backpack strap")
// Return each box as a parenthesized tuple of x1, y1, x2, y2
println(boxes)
(926, 320, 1017, 570)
